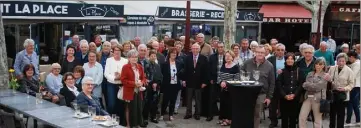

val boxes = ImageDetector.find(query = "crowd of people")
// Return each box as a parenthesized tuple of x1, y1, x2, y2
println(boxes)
(11, 33, 361, 128)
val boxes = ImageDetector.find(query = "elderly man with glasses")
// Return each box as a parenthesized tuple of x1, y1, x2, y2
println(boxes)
(267, 43, 286, 128)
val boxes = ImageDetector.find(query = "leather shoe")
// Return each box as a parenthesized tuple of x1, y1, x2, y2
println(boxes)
(184, 115, 192, 119)
(150, 119, 159, 124)
(139, 124, 147, 127)
(143, 120, 148, 125)
(206, 117, 213, 121)
(269, 124, 277, 128)
(194, 115, 200, 120)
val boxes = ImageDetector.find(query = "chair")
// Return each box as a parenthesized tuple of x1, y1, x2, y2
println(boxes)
(7, 58, 13, 69)
(0, 109, 25, 128)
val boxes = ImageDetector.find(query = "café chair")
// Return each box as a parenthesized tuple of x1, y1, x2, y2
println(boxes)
(0, 109, 25, 128)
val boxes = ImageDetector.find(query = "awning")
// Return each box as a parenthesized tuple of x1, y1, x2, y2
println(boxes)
(259, 4, 312, 23)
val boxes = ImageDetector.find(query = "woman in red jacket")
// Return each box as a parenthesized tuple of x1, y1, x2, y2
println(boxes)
(120, 49, 147, 128)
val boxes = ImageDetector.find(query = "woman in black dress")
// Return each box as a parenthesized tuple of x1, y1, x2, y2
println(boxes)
(218, 51, 240, 126)
(61, 45, 80, 74)
(277, 53, 305, 128)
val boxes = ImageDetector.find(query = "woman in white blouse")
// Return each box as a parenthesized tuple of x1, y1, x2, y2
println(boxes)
(104, 45, 128, 115)
(83, 51, 104, 107)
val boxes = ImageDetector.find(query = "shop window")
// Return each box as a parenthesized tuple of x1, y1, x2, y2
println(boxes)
(90, 25, 118, 41)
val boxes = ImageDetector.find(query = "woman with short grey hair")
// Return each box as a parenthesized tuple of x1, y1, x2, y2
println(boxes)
(76, 76, 109, 115)
(14, 39, 39, 79)
(120, 49, 147, 127)
(328, 53, 354, 128)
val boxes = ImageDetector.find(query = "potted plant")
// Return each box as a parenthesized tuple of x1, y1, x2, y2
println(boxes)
(8, 69, 19, 93)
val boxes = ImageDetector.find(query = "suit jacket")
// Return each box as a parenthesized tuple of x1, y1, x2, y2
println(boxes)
(60, 86, 80, 107)
(76, 92, 108, 115)
(120, 63, 147, 100)
(157, 53, 166, 66)
(161, 60, 183, 91)
(209, 53, 225, 82)
(267, 55, 280, 79)
(75, 52, 88, 65)
(182, 53, 208, 89)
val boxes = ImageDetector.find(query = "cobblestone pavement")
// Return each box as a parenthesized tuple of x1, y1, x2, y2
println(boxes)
(146, 107, 361, 128)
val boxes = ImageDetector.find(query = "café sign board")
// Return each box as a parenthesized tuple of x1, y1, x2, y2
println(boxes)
(263, 17, 311, 23)
(331, 5, 360, 13)
(0, 1, 124, 19)
(120, 15, 155, 26)
(157, 6, 263, 21)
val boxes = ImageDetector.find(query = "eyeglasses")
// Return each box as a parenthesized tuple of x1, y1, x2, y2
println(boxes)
(84, 83, 94, 86)
(53, 68, 61, 70)
(277, 49, 285, 51)
(66, 78, 74, 81)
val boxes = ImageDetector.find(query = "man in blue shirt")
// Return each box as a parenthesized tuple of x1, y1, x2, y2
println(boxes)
(267, 43, 286, 128)
(14, 39, 39, 80)
(314, 41, 335, 66)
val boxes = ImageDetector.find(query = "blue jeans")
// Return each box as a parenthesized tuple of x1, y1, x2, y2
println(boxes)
(106, 82, 120, 114)
(346, 87, 360, 123)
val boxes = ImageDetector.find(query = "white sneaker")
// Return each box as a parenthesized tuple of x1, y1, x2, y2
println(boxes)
(159, 116, 163, 121)
(344, 123, 356, 127)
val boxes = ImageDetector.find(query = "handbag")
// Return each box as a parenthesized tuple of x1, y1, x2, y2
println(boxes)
(320, 90, 331, 113)
(329, 68, 346, 102)
(320, 72, 335, 113)
(117, 87, 124, 100)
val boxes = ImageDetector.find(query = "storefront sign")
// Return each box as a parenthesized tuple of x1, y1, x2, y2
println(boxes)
(0, 1, 123, 19)
(263, 17, 311, 23)
(331, 6, 360, 13)
(120, 15, 155, 26)
(157, 6, 263, 21)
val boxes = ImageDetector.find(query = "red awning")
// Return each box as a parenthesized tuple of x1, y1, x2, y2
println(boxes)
(259, 4, 312, 18)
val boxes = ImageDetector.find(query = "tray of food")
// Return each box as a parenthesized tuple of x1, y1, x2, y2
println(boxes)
(93, 116, 108, 121)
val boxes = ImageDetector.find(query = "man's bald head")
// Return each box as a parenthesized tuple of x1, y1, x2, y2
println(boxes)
(152, 41, 159, 50)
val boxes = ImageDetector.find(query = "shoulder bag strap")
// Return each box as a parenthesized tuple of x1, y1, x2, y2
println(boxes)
(296, 68, 299, 81)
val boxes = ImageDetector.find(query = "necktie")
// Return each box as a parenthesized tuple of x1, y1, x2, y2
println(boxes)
(193, 56, 197, 68)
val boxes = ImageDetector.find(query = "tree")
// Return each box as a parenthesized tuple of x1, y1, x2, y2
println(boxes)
(297, 1, 330, 38)
(0, 11, 9, 89)
(222, 0, 237, 50)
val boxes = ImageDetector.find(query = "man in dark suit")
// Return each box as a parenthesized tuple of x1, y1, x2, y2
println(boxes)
(75, 39, 89, 65)
(267, 43, 286, 128)
(205, 42, 225, 121)
(182, 43, 208, 120)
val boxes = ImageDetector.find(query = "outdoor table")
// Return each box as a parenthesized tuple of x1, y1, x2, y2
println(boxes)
(228, 82, 263, 128)
(0, 90, 125, 128)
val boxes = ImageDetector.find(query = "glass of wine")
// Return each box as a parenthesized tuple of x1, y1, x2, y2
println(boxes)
(240, 71, 246, 84)
(244, 72, 250, 85)
(253, 70, 260, 84)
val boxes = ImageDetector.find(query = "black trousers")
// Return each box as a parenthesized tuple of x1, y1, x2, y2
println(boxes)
(279, 98, 299, 128)
(186, 88, 202, 116)
(329, 101, 348, 128)
(161, 84, 179, 116)
(201, 83, 219, 117)
(269, 89, 280, 125)
(219, 88, 231, 120)
(143, 87, 159, 120)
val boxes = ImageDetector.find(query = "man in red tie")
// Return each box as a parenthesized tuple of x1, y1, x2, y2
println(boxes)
(180, 43, 208, 120)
